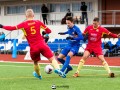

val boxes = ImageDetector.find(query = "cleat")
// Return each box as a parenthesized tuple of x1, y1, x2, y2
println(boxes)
(109, 72, 115, 78)
(54, 69, 66, 78)
(73, 72, 79, 77)
(33, 71, 42, 79)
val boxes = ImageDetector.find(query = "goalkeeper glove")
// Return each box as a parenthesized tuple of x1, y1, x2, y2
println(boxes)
(66, 36, 74, 40)
(0, 24, 3, 28)
(58, 32, 65, 35)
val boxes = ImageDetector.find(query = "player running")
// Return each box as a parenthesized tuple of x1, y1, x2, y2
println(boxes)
(73, 17, 120, 78)
(0, 9, 64, 79)
(56, 16, 84, 78)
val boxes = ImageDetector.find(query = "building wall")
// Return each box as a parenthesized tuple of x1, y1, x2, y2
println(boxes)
(101, 0, 120, 25)
(0, 0, 98, 39)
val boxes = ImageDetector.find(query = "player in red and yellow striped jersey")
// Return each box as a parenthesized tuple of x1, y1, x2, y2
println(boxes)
(73, 17, 120, 78)
(0, 9, 63, 79)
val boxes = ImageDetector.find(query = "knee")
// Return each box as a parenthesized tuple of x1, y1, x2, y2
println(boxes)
(82, 56, 88, 61)
(34, 61, 38, 65)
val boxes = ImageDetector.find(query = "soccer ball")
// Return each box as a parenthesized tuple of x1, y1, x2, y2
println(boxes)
(44, 64, 53, 74)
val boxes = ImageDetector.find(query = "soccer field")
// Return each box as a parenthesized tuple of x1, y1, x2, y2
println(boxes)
(0, 62, 120, 90)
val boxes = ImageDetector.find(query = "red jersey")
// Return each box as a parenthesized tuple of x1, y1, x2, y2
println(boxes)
(83, 25, 118, 47)
(3, 20, 51, 46)
(3, 20, 53, 60)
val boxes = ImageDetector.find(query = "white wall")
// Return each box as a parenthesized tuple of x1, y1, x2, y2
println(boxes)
(0, 24, 85, 40)
(48, 24, 86, 40)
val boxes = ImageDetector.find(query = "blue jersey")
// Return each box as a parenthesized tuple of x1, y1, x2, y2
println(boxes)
(64, 25, 83, 46)
(61, 25, 83, 56)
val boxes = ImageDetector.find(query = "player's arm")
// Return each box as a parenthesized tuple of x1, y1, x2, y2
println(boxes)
(72, 29, 84, 40)
(40, 21, 51, 34)
(82, 26, 89, 41)
(0, 24, 17, 31)
(58, 31, 68, 35)
(102, 28, 119, 38)
(0, 22, 24, 31)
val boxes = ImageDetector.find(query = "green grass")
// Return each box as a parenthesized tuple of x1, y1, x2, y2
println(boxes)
(0, 62, 120, 90)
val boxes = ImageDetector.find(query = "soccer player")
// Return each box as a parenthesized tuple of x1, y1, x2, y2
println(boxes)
(0, 9, 63, 79)
(73, 17, 120, 78)
(57, 16, 84, 78)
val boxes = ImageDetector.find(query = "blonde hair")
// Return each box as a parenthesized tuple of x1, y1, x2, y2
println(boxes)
(26, 9, 34, 18)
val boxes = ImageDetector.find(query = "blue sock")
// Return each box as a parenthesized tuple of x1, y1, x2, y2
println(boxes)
(57, 58, 65, 64)
(58, 58, 72, 72)
(65, 66, 73, 74)
(61, 56, 71, 72)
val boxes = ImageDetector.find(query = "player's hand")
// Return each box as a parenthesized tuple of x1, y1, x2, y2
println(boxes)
(66, 36, 74, 40)
(0, 24, 3, 28)
(83, 33, 88, 42)
(58, 32, 65, 35)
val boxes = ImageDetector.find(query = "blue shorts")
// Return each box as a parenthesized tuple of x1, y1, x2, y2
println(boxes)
(61, 45, 80, 56)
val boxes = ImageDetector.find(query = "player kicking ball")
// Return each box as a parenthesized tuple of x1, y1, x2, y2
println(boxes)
(57, 16, 84, 78)
(73, 17, 120, 78)
(0, 9, 64, 79)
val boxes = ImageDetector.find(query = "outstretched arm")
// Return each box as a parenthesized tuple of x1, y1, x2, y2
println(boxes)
(0, 24, 17, 31)
(58, 31, 68, 35)
(103, 28, 119, 38)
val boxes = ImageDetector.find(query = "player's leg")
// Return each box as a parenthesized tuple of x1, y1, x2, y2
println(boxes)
(61, 51, 74, 73)
(73, 50, 90, 77)
(57, 54, 73, 74)
(33, 60, 42, 79)
(49, 56, 66, 78)
(57, 53, 66, 65)
(85, 13, 88, 25)
(30, 50, 42, 79)
(97, 55, 114, 77)
(58, 46, 73, 74)
(49, 56, 60, 70)
(41, 43, 60, 69)
(41, 44, 65, 76)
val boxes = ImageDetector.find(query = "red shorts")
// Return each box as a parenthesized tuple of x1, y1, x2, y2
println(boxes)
(85, 45, 103, 56)
(30, 43, 53, 61)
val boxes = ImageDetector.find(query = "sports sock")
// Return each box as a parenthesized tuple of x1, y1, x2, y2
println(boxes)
(76, 59, 85, 73)
(52, 59, 60, 69)
(102, 61, 111, 73)
(58, 58, 72, 74)
(34, 64, 41, 76)
(61, 55, 71, 72)
(65, 66, 73, 74)
(57, 58, 65, 64)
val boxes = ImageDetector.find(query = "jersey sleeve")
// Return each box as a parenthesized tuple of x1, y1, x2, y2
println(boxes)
(16, 22, 24, 29)
(102, 27, 118, 38)
(39, 21, 51, 33)
(3, 22, 24, 31)
(73, 27, 84, 40)
(3, 26, 17, 31)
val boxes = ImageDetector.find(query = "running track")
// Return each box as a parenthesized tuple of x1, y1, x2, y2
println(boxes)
(0, 54, 120, 66)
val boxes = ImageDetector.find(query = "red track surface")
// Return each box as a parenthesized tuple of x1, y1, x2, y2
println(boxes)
(0, 54, 120, 66)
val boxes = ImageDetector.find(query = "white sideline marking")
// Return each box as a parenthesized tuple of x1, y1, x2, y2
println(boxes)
(0, 65, 32, 67)
(1, 60, 120, 68)
(0, 64, 120, 73)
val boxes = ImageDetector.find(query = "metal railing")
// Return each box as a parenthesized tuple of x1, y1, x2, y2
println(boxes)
(39, 10, 120, 26)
